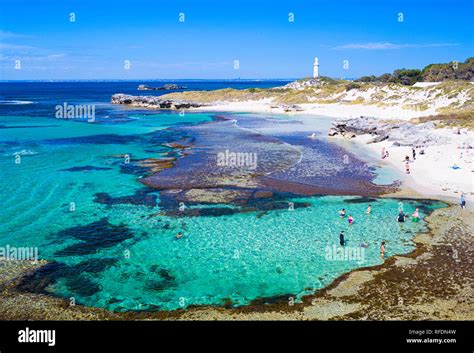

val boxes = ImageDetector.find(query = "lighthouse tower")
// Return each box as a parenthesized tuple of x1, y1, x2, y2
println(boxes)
(313, 57, 319, 78)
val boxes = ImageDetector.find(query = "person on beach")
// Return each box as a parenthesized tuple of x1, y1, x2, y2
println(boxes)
(339, 208, 346, 218)
(412, 147, 416, 160)
(381, 147, 385, 159)
(348, 215, 354, 225)
(460, 194, 466, 209)
(397, 210, 406, 222)
(404, 155, 410, 163)
(339, 231, 345, 246)
(380, 241, 386, 259)
(405, 162, 410, 174)
(366, 204, 372, 214)
(383, 150, 390, 159)
(412, 208, 420, 222)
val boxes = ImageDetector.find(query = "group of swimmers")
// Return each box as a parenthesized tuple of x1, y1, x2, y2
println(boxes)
(397, 208, 420, 223)
(337, 204, 422, 260)
(338, 204, 372, 225)
(339, 229, 386, 259)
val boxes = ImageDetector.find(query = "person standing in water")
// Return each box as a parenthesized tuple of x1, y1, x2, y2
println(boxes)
(348, 215, 354, 225)
(397, 210, 406, 222)
(339, 208, 346, 218)
(380, 241, 386, 259)
(366, 204, 372, 215)
(339, 231, 345, 246)
(460, 193, 466, 209)
(412, 208, 420, 222)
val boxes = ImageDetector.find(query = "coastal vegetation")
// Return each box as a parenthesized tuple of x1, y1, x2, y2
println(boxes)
(357, 57, 474, 84)
(160, 78, 474, 116)
(410, 110, 474, 130)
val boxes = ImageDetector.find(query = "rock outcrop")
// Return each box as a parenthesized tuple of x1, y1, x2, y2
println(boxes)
(138, 84, 186, 91)
(329, 116, 448, 146)
(111, 94, 206, 110)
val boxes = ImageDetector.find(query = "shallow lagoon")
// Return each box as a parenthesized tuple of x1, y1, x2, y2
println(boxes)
(0, 110, 445, 311)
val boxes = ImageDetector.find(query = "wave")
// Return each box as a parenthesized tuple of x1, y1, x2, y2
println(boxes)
(0, 100, 36, 105)
(12, 149, 38, 156)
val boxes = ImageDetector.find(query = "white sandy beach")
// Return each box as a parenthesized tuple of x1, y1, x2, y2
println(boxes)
(195, 100, 441, 120)
(353, 131, 473, 208)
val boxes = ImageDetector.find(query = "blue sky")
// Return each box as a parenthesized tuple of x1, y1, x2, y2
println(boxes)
(1, 0, 473, 80)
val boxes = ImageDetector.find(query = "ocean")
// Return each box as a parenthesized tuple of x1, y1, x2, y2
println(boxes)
(0, 81, 444, 311)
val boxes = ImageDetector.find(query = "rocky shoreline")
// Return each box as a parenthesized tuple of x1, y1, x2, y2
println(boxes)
(328, 116, 449, 146)
(111, 94, 207, 110)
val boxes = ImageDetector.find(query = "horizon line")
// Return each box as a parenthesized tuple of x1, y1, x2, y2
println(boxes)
(0, 77, 361, 83)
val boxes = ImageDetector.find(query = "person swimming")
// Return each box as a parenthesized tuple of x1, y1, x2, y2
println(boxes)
(348, 215, 354, 225)
(339, 208, 346, 218)
(397, 211, 405, 222)
(176, 232, 183, 239)
(339, 231, 345, 246)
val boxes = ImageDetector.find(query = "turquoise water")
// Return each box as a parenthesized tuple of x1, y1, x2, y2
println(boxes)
(0, 111, 445, 311)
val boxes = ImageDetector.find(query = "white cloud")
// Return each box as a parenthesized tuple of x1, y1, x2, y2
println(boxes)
(0, 30, 32, 40)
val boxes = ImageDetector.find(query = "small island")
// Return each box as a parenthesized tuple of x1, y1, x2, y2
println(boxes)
(137, 83, 187, 91)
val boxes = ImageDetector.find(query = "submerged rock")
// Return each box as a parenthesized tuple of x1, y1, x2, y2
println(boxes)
(53, 218, 135, 256)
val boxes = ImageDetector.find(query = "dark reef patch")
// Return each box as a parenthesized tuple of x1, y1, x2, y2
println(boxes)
(16, 261, 69, 294)
(65, 276, 101, 297)
(54, 218, 134, 256)
(162, 200, 310, 217)
(59, 165, 113, 172)
(0, 124, 60, 129)
(248, 293, 295, 306)
(43, 134, 141, 145)
(73, 258, 119, 273)
(16, 258, 118, 296)
(118, 161, 151, 176)
(94, 189, 158, 208)
(345, 197, 378, 204)
(144, 267, 177, 292)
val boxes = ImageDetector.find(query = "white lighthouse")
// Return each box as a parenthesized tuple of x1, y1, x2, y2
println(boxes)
(313, 57, 319, 78)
